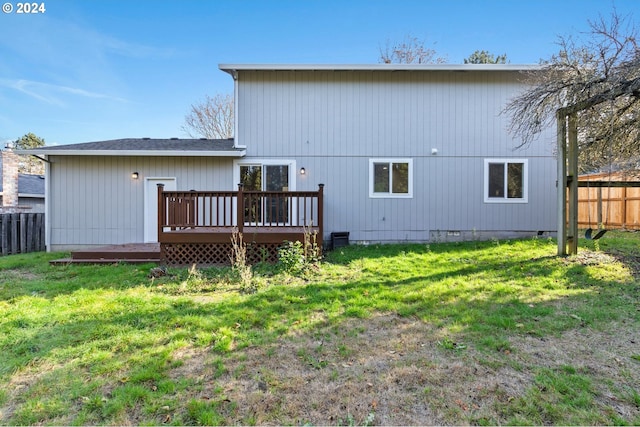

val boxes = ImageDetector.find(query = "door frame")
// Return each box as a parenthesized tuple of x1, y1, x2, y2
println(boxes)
(233, 159, 297, 226)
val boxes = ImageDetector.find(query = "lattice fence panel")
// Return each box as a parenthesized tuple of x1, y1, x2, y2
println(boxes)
(161, 242, 281, 266)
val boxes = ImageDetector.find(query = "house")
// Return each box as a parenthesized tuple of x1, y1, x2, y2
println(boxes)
(21, 64, 558, 263)
(0, 148, 45, 213)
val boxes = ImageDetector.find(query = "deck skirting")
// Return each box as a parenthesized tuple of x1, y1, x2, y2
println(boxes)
(161, 241, 283, 265)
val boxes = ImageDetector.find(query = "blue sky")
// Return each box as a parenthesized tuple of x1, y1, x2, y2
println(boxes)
(0, 0, 636, 146)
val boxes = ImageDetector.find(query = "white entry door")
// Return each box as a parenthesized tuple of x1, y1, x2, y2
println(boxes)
(144, 177, 177, 242)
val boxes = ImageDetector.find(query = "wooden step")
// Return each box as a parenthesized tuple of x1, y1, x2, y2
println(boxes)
(50, 243, 162, 265)
(50, 257, 160, 265)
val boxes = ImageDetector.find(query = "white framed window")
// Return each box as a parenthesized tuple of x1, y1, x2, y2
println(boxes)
(484, 159, 528, 203)
(369, 159, 413, 198)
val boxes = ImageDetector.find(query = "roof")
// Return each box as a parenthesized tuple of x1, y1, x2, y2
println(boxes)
(0, 155, 45, 197)
(220, 63, 543, 75)
(16, 138, 245, 157)
(0, 174, 45, 197)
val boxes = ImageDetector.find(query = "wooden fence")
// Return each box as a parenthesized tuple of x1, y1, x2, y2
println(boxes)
(0, 213, 45, 255)
(577, 181, 640, 230)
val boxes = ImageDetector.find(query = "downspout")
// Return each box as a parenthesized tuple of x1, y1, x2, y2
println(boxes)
(43, 155, 51, 252)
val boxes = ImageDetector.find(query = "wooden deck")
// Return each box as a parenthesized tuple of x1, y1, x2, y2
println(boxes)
(157, 185, 324, 265)
(50, 243, 161, 265)
(51, 185, 325, 266)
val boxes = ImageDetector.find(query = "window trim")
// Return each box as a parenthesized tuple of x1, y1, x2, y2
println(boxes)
(369, 158, 413, 198)
(484, 159, 528, 203)
(232, 159, 297, 226)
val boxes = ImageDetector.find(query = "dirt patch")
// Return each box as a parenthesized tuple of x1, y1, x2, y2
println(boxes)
(169, 314, 640, 425)
(0, 269, 39, 283)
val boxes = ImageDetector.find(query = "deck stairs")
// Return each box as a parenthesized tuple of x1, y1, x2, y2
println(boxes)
(50, 243, 161, 265)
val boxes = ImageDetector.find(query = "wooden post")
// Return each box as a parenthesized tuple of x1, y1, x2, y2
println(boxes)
(621, 186, 627, 228)
(20, 213, 26, 253)
(567, 113, 579, 255)
(317, 184, 324, 249)
(237, 183, 244, 234)
(157, 184, 165, 241)
(1, 214, 7, 255)
(597, 187, 603, 227)
(556, 112, 568, 256)
(10, 213, 18, 254)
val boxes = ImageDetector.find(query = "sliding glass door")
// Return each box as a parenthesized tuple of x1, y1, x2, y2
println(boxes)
(239, 163, 291, 225)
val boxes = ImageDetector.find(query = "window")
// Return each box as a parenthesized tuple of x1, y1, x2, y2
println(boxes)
(484, 159, 528, 203)
(369, 159, 413, 198)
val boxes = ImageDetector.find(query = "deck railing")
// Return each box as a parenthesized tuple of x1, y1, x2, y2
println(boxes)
(157, 183, 324, 236)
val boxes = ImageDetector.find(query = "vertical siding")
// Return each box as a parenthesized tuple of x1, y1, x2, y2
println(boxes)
(49, 156, 234, 248)
(238, 69, 557, 243)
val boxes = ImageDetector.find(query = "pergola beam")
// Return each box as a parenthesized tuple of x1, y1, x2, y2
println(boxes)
(555, 75, 640, 256)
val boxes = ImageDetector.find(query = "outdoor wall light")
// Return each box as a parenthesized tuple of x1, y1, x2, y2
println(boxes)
(131, 172, 139, 179)
(300, 167, 306, 175)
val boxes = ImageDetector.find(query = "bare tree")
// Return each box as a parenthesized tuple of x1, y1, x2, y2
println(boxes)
(182, 94, 234, 139)
(505, 11, 640, 173)
(379, 35, 447, 64)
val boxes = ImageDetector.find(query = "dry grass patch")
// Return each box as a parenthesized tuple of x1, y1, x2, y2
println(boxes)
(169, 312, 640, 425)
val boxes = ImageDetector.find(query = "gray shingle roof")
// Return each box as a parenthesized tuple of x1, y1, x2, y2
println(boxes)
(0, 159, 45, 197)
(16, 174, 45, 195)
(28, 138, 240, 153)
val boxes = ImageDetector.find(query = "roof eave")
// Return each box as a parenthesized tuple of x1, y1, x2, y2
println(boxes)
(219, 63, 543, 73)
(15, 149, 246, 157)
(17, 193, 45, 198)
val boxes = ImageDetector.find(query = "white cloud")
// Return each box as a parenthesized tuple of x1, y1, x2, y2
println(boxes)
(0, 78, 129, 106)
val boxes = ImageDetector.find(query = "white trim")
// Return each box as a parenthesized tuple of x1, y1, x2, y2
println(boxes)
(233, 159, 297, 226)
(369, 158, 413, 199)
(44, 156, 50, 251)
(233, 159, 297, 191)
(220, 64, 542, 73)
(484, 159, 529, 203)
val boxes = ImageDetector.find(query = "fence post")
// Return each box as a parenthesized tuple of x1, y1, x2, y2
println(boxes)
(20, 213, 27, 253)
(622, 186, 628, 228)
(0, 215, 6, 255)
(36, 213, 47, 251)
(10, 213, 18, 254)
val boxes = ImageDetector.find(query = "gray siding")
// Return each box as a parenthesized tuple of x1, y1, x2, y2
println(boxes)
(237, 69, 557, 243)
(48, 156, 233, 249)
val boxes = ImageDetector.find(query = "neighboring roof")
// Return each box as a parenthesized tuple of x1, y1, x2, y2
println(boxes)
(220, 63, 543, 75)
(16, 138, 245, 157)
(17, 174, 45, 197)
(0, 173, 45, 197)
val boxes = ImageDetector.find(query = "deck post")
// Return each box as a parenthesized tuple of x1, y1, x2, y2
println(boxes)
(237, 183, 244, 234)
(317, 184, 324, 249)
(157, 184, 165, 241)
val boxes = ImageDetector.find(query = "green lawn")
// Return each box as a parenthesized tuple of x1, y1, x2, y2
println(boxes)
(0, 232, 639, 425)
